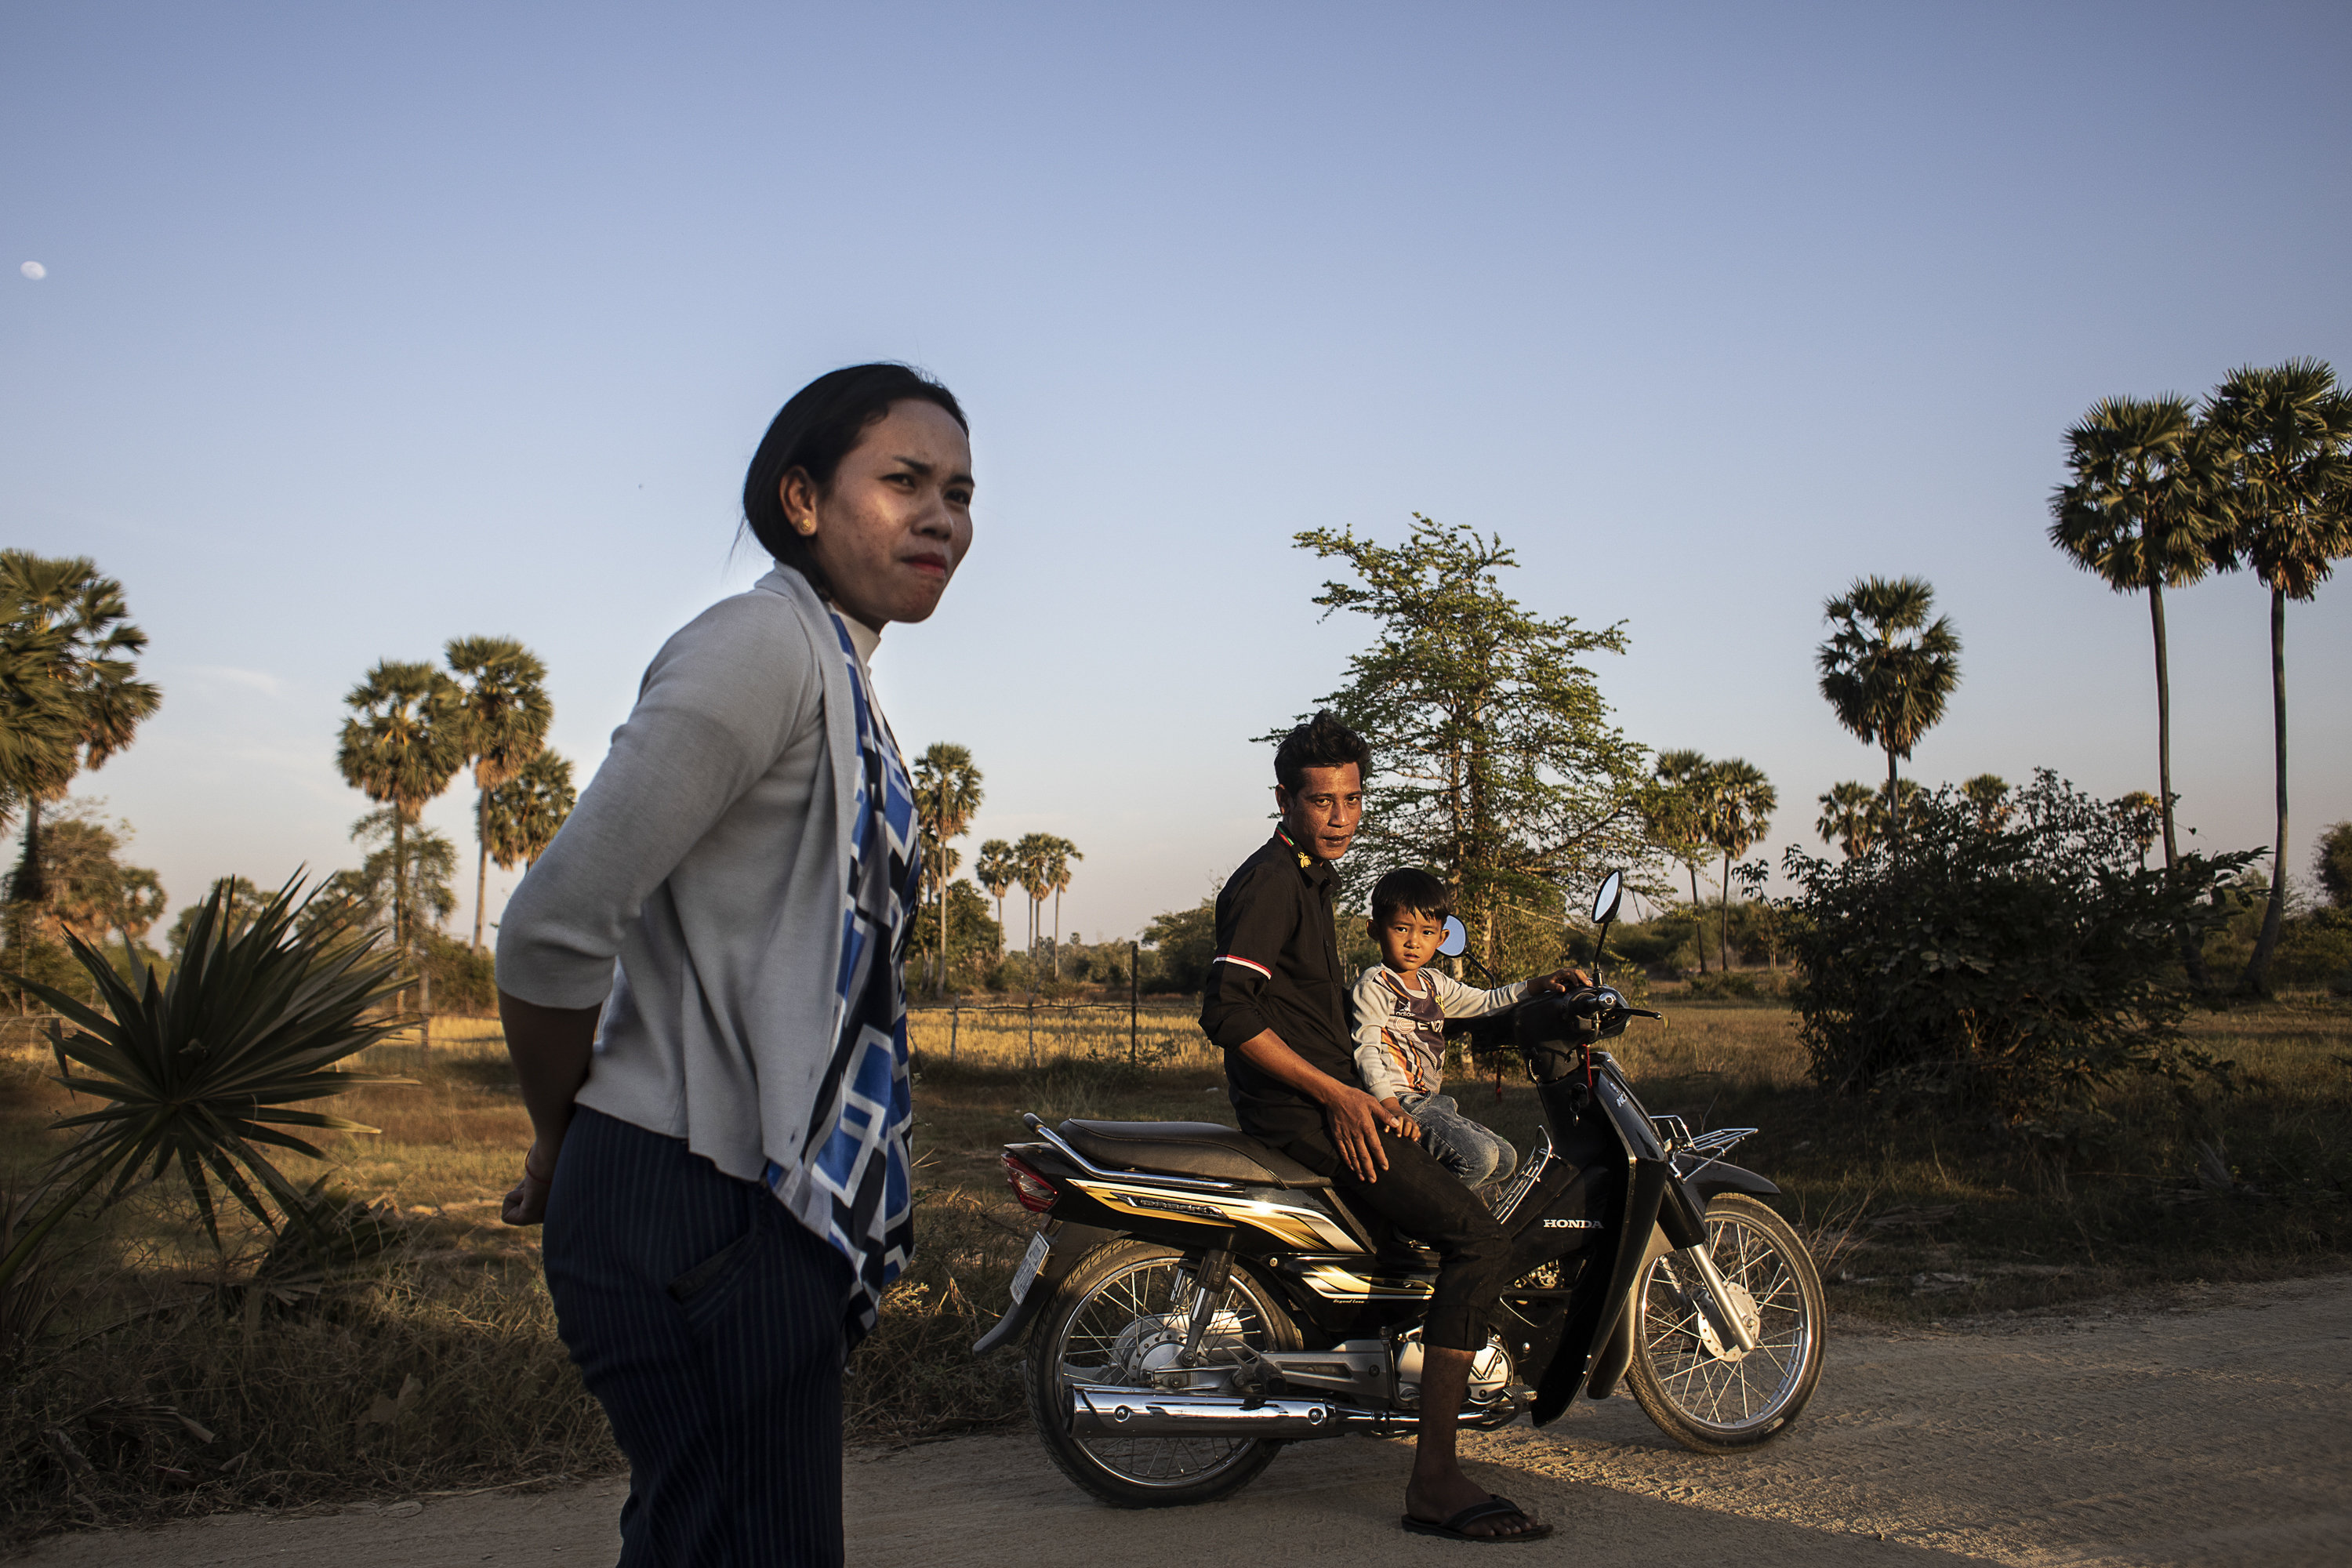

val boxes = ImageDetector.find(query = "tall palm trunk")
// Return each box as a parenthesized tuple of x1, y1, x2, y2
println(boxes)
(1686, 861, 1707, 974)
(1719, 848, 1733, 974)
(392, 813, 410, 1005)
(1884, 747, 1900, 851)
(2148, 583, 2209, 989)
(472, 789, 491, 953)
(1051, 887, 1062, 978)
(2244, 587, 2291, 994)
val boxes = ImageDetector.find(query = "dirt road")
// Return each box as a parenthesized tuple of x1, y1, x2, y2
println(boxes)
(20, 1274, 2349, 1567)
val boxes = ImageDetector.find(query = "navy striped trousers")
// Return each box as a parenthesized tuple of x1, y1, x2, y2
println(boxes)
(545, 1107, 852, 1567)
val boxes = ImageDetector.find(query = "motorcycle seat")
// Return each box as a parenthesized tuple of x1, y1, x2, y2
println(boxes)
(1058, 1120, 1334, 1190)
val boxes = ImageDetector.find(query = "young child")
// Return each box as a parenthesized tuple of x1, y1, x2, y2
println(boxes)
(1350, 869, 1581, 1189)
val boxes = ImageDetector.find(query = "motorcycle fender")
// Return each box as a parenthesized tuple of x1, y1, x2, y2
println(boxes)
(1684, 1160, 1779, 1202)
(1584, 1226, 1672, 1399)
(971, 1221, 1118, 1355)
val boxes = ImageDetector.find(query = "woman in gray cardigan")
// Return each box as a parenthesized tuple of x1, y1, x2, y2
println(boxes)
(495, 363, 974, 1567)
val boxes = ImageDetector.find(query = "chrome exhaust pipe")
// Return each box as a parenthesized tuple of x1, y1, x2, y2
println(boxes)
(1065, 1385, 1522, 1441)
(1069, 1387, 1343, 1439)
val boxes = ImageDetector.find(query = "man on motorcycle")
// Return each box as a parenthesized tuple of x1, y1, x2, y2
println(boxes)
(1200, 712, 1551, 1543)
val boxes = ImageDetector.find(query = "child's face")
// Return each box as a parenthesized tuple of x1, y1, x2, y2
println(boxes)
(1371, 908, 1447, 975)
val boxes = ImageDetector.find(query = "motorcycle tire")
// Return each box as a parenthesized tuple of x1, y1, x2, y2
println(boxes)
(1025, 1238, 1302, 1508)
(1624, 1193, 1826, 1454)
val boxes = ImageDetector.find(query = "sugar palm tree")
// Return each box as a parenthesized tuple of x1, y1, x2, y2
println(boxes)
(1816, 781, 1878, 859)
(1699, 759, 1775, 974)
(1961, 774, 2013, 833)
(1013, 833, 1055, 960)
(336, 662, 465, 978)
(1817, 576, 1961, 847)
(445, 637, 552, 953)
(1646, 749, 1715, 972)
(0, 554, 162, 923)
(1042, 837, 1082, 978)
(912, 743, 984, 995)
(484, 750, 576, 874)
(2202, 358, 2352, 993)
(975, 839, 1015, 955)
(2049, 393, 2228, 982)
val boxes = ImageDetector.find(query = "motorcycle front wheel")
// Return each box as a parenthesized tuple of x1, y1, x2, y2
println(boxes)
(1625, 1193, 1825, 1454)
(1025, 1239, 1301, 1508)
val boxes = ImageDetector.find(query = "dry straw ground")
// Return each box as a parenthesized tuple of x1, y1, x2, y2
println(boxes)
(2, 993, 2346, 1544)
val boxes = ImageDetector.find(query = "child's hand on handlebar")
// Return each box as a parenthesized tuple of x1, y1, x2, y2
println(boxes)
(1532, 967, 1592, 995)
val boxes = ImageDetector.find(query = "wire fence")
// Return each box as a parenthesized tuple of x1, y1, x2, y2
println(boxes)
(906, 995, 1212, 1071)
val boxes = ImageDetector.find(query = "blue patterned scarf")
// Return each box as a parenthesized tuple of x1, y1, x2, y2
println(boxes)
(769, 608, 920, 1339)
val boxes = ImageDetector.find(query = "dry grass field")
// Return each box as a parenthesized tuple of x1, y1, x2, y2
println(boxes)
(2, 993, 2346, 1542)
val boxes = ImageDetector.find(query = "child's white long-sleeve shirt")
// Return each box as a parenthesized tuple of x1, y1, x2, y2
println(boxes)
(1348, 965, 1528, 1100)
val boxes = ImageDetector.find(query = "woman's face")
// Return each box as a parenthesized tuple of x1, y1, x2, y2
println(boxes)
(782, 400, 975, 631)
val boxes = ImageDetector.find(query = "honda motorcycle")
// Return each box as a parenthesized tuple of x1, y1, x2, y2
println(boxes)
(972, 873, 1825, 1508)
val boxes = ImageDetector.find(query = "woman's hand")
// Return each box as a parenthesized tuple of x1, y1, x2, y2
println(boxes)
(503, 1138, 558, 1226)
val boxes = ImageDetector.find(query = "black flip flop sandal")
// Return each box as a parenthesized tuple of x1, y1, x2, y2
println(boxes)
(1401, 1494, 1552, 1543)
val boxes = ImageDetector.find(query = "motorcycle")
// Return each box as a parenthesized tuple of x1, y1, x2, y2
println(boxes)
(971, 872, 1826, 1508)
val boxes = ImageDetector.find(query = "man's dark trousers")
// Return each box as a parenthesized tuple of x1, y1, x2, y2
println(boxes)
(1276, 1126, 1512, 1352)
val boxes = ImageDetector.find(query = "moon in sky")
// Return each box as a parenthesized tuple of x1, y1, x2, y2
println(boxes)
(19, 262, 44, 281)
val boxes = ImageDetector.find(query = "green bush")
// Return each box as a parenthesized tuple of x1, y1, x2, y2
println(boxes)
(1777, 770, 2257, 1117)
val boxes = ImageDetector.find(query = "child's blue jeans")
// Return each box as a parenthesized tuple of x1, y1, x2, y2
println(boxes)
(1399, 1091, 1518, 1187)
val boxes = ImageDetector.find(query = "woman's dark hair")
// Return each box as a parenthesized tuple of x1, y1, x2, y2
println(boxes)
(741, 363, 969, 590)
(1273, 710, 1373, 794)
(1370, 868, 1451, 927)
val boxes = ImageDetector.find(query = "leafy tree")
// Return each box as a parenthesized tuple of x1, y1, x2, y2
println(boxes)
(913, 743, 984, 996)
(484, 749, 576, 873)
(0, 554, 162, 942)
(1643, 749, 1715, 971)
(2201, 358, 2352, 994)
(2049, 395, 2227, 961)
(13, 803, 162, 956)
(2316, 822, 2352, 911)
(1962, 774, 2015, 833)
(1142, 899, 1218, 993)
(908, 878, 1001, 991)
(1816, 781, 1879, 860)
(2111, 790, 2159, 865)
(1699, 759, 1775, 973)
(168, 876, 267, 960)
(1778, 771, 2257, 1117)
(1816, 576, 1961, 844)
(445, 637, 552, 952)
(1287, 516, 1650, 975)
(347, 809, 459, 943)
(335, 661, 465, 975)
(975, 839, 1015, 954)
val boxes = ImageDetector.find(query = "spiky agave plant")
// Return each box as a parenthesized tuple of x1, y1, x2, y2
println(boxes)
(0, 875, 415, 1287)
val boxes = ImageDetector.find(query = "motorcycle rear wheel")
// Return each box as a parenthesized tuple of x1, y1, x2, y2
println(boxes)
(1625, 1193, 1824, 1454)
(1025, 1239, 1301, 1508)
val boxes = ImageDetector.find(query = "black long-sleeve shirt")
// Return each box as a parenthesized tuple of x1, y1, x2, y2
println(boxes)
(1200, 829, 1352, 1140)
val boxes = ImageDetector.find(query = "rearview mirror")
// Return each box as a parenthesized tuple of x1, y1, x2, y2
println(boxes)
(1439, 916, 1468, 956)
(1590, 871, 1624, 927)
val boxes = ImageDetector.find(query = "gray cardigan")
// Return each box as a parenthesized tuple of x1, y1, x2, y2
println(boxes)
(495, 566, 883, 1190)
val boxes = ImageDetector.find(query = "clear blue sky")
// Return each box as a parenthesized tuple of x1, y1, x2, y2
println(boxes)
(5, 1, 2348, 946)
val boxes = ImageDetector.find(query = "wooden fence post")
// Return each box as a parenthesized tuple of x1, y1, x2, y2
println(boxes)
(1027, 993, 1036, 1069)
(1130, 942, 1139, 1065)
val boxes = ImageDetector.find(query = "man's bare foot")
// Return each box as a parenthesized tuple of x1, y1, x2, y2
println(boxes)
(1404, 1472, 1541, 1539)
